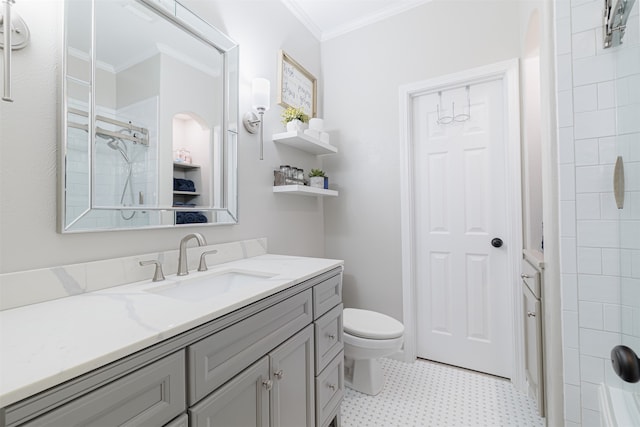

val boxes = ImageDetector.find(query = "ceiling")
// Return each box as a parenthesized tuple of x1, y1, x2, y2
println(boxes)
(281, 0, 432, 41)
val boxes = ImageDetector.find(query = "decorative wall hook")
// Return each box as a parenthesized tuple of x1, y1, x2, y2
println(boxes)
(0, 0, 30, 102)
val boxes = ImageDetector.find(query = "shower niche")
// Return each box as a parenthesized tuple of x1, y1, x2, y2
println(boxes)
(59, 0, 239, 233)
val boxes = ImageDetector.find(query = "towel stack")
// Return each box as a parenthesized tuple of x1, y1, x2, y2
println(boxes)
(176, 212, 208, 224)
(173, 178, 196, 192)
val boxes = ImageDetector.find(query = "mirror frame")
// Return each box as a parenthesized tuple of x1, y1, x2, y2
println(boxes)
(59, 0, 239, 233)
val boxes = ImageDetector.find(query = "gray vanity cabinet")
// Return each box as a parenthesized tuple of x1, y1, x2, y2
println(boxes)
(2, 268, 343, 427)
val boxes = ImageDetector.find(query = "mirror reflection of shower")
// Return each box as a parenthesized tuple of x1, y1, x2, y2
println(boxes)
(98, 130, 141, 220)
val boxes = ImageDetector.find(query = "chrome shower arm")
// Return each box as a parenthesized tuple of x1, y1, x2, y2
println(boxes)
(603, 0, 637, 48)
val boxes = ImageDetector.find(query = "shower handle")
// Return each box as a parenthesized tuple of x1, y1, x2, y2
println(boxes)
(491, 238, 503, 248)
(611, 345, 640, 383)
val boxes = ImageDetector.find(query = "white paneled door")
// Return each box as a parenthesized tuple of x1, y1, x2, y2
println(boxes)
(413, 79, 512, 378)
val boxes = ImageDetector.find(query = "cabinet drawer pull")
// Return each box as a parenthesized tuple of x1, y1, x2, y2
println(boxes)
(327, 383, 336, 391)
(262, 379, 273, 390)
(527, 311, 536, 318)
(327, 333, 336, 341)
(521, 273, 531, 279)
(273, 370, 283, 380)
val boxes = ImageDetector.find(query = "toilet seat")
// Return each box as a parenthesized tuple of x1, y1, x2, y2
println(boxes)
(343, 308, 404, 340)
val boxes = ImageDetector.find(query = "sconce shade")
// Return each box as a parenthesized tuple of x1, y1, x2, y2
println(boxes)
(252, 78, 270, 111)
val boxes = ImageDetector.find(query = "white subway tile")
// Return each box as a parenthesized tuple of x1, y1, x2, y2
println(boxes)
(557, 54, 574, 92)
(574, 109, 616, 140)
(631, 250, 640, 278)
(558, 90, 575, 127)
(572, 30, 596, 59)
(564, 347, 582, 385)
(574, 85, 598, 113)
(579, 328, 620, 357)
(598, 136, 617, 164)
(601, 249, 621, 276)
(575, 165, 615, 193)
(572, 1, 604, 33)
(621, 277, 640, 306)
(597, 81, 615, 109)
(563, 310, 580, 348)
(579, 300, 604, 329)
(576, 193, 601, 219)
(600, 193, 621, 219)
(562, 237, 578, 273)
(616, 46, 640, 78)
(603, 304, 621, 332)
(621, 221, 640, 249)
(564, 383, 582, 423)
(558, 126, 575, 164)
(573, 54, 616, 86)
(577, 220, 620, 247)
(562, 273, 579, 311)
(577, 247, 602, 274)
(618, 105, 640, 135)
(578, 274, 621, 303)
(556, 0, 572, 19)
(581, 408, 601, 427)
(557, 17, 573, 55)
(575, 138, 599, 165)
(580, 355, 605, 383)
(581, 381, 601, 411)
(561, 200, 577, 237)
(560, 164, 576, 200)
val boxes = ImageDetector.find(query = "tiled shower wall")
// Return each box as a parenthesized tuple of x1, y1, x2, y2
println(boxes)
(554, 0, 640, 425)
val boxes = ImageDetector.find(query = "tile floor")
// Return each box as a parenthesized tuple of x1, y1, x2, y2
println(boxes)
(341, 358, 544, 427)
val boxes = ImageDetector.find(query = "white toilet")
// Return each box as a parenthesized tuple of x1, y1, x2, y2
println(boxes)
(343, 308, 404, 396)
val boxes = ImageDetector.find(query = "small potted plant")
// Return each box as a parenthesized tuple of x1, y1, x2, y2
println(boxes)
(309, 168, 327, 189)
(281, 106, 309, 132)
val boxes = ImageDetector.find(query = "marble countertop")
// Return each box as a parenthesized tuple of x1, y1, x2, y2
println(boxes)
(0, 254, 343, 407)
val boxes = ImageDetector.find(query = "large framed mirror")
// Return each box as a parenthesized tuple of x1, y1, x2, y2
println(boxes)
(60, 0, 239, 233)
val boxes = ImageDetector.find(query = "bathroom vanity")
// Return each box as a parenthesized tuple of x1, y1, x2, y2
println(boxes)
(0, 252, 344, 427)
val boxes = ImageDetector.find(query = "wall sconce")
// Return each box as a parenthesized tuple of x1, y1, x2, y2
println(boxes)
(243, 78, 270, 160)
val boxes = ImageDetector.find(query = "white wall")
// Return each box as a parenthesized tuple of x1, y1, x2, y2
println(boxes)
(554, 0, 640, 425)
(0, 0, 326, 273)
(321, 0, 522, 320)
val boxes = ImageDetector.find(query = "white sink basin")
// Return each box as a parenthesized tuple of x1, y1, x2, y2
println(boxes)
(147, 270, 277, 302)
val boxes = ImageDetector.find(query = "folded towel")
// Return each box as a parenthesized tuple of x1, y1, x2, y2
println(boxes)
(173, 178, 196, 192)
(176, 211, 208, 224)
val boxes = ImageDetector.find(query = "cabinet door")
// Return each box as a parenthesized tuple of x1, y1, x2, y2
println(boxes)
(189, 357, 270, 427)
(523, 283, 544, 417)
(270, 324, 315, 427)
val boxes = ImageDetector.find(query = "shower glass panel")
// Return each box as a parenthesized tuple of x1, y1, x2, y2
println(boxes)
(611, 1, 640, 399)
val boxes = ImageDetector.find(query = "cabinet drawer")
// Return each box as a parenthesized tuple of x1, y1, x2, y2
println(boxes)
(24, 351, 186, 427)
(313, 273, 342, 319)
(521, 259, 541, 298)
(315, 351, 344, 427)
(315, 303, 344, 373)
(188, 289, 313, 404)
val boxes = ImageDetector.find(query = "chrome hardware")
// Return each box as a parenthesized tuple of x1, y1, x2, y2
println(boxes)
(197, 249, 218, 272)
(139, 260, 165, 282)
(527, 311, 536, 318)
(274, 370, 283, 380)
(327, 333, 336, 341)
(328, 383, 336, 391)
(603, 0, 636, 48)
(614, 156, 625, 209)
(521, 273, 531, 279)
(177, 233, 207, 276)
(262, 379, 273, 390)
(1, 0, 30, 102)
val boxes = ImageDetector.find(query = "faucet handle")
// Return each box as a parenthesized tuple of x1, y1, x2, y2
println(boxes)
(198, 250, 219, 272)
(139, 260, 165, 282)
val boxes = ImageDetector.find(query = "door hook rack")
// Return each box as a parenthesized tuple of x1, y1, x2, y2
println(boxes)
(603, 0, 636, 48)
(0, 0, 30, 102)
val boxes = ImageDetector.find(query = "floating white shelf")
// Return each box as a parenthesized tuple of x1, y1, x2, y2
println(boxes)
(272, 131, 338, 156)
(173, 162, 201, 169)
(273, 185, 339, 197)
(173, 191, 201, 196)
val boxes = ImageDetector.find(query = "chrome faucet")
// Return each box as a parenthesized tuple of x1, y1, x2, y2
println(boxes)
(177, 233, 207, 276)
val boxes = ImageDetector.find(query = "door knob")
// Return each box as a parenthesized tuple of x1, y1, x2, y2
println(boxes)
(611, 345, 640, 383)
(491, 238, 503, 248)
